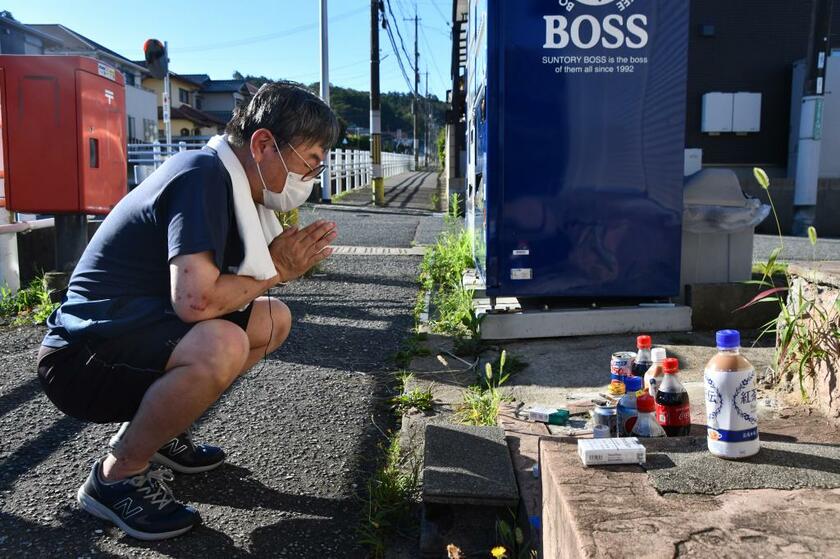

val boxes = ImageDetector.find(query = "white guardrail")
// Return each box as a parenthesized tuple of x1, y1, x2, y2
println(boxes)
(127, 141, 414, 199)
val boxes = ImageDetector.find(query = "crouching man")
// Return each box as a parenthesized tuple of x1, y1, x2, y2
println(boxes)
(36, 82, 339, 540)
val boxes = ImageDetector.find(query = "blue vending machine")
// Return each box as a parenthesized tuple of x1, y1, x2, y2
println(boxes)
(467, 0, 689, 301)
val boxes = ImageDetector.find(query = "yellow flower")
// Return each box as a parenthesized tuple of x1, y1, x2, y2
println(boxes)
(485, 362, 493, 381)
(491, 546, 508, 558)
(753, 167, 770, 189)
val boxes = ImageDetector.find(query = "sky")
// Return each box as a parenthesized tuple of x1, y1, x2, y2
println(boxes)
(3, 0, 453, 99)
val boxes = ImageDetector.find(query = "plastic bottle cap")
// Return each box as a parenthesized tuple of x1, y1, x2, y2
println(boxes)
(716, 329, 741, 349)
(624, 376, 643, 392)
(636, 335, 651, 349)
(636, 394, 655, 413)
(651, 347, 667, 362)
(663, 358, 679, 374)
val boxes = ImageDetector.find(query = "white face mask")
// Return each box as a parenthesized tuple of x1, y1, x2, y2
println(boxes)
(254, 135, 316, 212)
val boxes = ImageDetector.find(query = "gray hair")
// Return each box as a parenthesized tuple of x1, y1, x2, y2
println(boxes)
(225, 81, 339, 149)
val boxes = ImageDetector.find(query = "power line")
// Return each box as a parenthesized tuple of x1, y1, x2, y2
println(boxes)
(381, 6, 417, 98)
(420, 24, 451, 39)
(427, 0, 451, 29)
(419, 24, 446, 94)
(171, 5, 367, 53)
(385, 0, 416, 73)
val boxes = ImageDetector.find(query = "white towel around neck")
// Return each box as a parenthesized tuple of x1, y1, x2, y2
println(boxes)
(206, 134, 283, 280)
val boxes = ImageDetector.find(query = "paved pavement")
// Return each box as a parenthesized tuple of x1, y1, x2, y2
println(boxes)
(330, 171, 440, 212)
(753, 233, 840, 263)
(0, 172, 441, 558)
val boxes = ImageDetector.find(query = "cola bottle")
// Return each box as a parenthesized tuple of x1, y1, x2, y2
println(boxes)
(632, 335, 652, 377)
(632, 394, 666, 438)
(655, 358, 691, 437)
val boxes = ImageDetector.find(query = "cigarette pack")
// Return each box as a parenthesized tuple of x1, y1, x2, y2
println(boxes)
(528, 406, 570, 425)
(577, 437, 646, 467)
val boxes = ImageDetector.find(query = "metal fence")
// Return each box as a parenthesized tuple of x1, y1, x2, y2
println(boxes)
(127, 141, 414, 199)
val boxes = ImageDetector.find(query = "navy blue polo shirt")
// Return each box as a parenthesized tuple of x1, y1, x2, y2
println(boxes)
(42, 148, 244, 348)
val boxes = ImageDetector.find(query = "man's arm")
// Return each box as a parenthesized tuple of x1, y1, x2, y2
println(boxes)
(169, 251, 278, 323)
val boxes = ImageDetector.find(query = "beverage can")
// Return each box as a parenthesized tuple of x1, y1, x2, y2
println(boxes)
(608, 351, 636, 395)
(593, 403, 617, 437)
(610, 351, 636, 378)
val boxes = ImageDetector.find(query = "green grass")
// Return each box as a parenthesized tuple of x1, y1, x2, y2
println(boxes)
(456, 351, 512, 426)
(752, 260, 788, 277)
(391, 372, 434, 415)
(416, 226, 477, 337)
(0, 276, 58, 325)
(358, 434, 420, 558)
(484, 352, 527, 386)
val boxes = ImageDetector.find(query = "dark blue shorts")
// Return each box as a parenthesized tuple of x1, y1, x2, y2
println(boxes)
(36, 304, 253, 424)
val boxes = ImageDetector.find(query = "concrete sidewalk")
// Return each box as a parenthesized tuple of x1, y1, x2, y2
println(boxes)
(329, 170, 440, 212)
(0, 200, 442, 557)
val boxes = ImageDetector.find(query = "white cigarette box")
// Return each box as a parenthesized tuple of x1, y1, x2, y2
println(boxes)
(577, 438, 646, 467)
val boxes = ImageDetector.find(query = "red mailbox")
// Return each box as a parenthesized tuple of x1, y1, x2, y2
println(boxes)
(0, 55, 127, 214)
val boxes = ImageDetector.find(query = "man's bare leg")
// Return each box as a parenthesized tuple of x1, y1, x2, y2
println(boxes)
(101, 319, 250, 481)
(240, 296, 292, 372)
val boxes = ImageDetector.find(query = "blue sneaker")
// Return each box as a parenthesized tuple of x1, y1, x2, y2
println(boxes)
(77, 460, 200, 540)
(110, 424, 226, 474)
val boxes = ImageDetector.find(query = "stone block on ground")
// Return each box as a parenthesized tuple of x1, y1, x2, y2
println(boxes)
(643, 436, 840, 495)
(686, 280, 783, 331)
(422, 423, 519, 506)
(540, 436, 840, 558)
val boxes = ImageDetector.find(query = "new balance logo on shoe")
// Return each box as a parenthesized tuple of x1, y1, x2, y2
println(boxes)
(113, 497, 143, 519)
(160, 438, 189, 456)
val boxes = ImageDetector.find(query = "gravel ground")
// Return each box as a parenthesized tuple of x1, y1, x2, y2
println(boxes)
(753, 233, 840, 263)
(0, 200, 431, 557)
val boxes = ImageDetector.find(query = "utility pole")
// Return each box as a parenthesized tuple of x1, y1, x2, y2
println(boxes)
(406, 6, 419, 172)
(163, 41, 172, 146)
(425, 68, 429, 168)
(371, 0, 385, 206)
(793, 0, 833, 235)
(319, 0, 331, 202)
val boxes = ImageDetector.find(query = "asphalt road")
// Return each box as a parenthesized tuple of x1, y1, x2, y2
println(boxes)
(0, 194, 436, 557)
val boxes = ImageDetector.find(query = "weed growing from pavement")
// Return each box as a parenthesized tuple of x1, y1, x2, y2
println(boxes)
(358, 432, 420, 558)
(738, 167, 839, 400)
(492, 509, 538, 559)
(483, 352, 527, 386)
(391, 372, 434, 415)
(0, 276, 57, 325)
(417, 226, 475, 337)
(456, 351, 512, 426)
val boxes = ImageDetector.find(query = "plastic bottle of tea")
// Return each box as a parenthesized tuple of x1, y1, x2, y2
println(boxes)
(704, 330, 760, 459)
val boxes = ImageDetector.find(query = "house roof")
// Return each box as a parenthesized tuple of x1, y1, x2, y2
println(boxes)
(0, 12, 63, 45)
(181, 74, 211, 85)
(199, 79, 250, 94)
(160, 104, 228, 127)
(29, 24, 146, 72)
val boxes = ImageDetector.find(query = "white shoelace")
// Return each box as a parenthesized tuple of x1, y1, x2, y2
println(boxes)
(128, 468, 175, 510)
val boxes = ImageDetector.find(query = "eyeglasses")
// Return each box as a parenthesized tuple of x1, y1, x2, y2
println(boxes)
(284, 141, 326, 181)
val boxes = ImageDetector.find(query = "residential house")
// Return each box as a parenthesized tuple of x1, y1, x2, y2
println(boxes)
(140, 72, 228, 139)
(0, 11, 61, 54)
(180, 75, 258, 123)
(26, 22, 158, 144)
